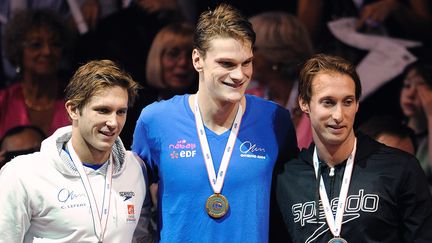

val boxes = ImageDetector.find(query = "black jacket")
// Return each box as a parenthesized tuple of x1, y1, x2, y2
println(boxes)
(274, 133, 432, 243)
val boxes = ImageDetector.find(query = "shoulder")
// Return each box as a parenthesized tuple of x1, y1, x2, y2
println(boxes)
(0, 152, 47, 183)
(356, 134, 422, 176)
(142, 95, 188, 114)
(245, 94, 291, 119)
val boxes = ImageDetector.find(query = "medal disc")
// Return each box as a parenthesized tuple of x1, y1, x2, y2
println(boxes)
(328, 237, 348, 243)
(205, 194, 229, 218)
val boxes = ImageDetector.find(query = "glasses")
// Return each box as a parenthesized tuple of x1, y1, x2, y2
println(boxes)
(22, 39, 63, 51)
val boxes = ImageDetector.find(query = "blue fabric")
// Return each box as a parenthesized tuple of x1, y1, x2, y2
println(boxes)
(132, 94, 296, 243)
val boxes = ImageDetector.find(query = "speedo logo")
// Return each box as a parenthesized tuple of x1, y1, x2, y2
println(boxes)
(292, 189, 379, 227)
(292, 189, 379, 243)
(119, 191, 135, 201)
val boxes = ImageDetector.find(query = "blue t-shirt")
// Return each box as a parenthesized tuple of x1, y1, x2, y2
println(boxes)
(132, 94, 297, 243)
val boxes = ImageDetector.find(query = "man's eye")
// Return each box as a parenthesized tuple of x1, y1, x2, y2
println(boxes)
(97, 108, 109, 114)
(219, 62, 234, 68)
(344, 99, 354, 106)
(117, 109, 127, 115)
(242, 60, 252, 67)
(322, 100, 334, 106)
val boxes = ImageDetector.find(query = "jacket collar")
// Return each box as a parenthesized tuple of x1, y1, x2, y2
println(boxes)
(300, 132, 381, 167)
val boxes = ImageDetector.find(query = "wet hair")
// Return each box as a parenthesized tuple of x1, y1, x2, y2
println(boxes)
(193, 3, 255, 57)
(3, 9, 72, 68)
(65, 60, 140, 112)
(298, 54, 362, 103)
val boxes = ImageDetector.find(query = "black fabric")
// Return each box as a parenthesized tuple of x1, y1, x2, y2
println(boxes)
(273, 133, 432, 242)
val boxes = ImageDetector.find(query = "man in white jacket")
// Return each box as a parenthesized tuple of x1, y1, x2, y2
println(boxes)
(0, 59, 154, 242)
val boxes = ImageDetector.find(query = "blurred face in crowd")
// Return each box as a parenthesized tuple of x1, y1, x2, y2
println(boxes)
(22, 27, 62, 76)
(376, 133, 415, 155)
(300, 72, 359, 148)
(400, 68, 428, 118)
(162, 43, 195, 92)
(193, 37, 253, 105)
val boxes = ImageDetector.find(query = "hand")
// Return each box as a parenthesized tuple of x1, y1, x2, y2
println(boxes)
(417, 84, 432, 120)
(80, 0, 100, 29)
(356, 0, 399, 29)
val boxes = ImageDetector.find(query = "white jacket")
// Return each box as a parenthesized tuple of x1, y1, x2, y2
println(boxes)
(0, 126, 153, 243)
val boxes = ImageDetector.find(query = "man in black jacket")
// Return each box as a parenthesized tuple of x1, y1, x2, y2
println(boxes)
(275, 54, 432, 243)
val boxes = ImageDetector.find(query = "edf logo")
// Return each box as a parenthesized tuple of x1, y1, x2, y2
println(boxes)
(180, 150, 196, 158)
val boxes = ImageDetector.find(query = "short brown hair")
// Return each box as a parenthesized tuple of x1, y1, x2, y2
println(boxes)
(193, 3, 255, 57)
(298, 54, 362, 103)
(65, 60, 140, 112)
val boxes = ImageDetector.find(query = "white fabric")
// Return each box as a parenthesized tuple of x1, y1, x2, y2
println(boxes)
(0, 126, 149, 243)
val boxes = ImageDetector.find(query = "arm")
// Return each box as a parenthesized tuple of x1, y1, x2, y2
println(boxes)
(417, 84, 432, 174)
(132, 157, 158, 243)
(398, 156, 432, 241)
(0, 162, 31, 242)
(357, 0, 432, 37)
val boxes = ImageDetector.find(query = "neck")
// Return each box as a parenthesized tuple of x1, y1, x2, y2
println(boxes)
(314, 131, 356, 167)
(70, 134, 111, 165)
(190, 93, 244, 134)
(21, 73, 58, 98)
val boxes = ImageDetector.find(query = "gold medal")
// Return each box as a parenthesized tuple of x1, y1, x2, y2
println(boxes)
(205, 193, 229, 218)
(328, 237, 348, 243)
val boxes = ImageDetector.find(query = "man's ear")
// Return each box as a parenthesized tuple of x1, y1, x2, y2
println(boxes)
(298, 97, 310, 114)
(65, 101, 79, 121)
(192, 49, 203, 72)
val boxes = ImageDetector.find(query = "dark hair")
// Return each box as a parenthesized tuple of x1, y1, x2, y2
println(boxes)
(0, 125, 46, 150)
(357, 115, 417, 150)
(402, 60, 432, 88)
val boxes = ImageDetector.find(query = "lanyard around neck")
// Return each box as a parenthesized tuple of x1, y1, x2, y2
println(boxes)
(313, 138, 357, 237)
(67, 141, 113, 242)
(193, 94, 243, 194)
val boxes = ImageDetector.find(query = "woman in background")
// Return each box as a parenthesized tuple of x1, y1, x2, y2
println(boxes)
(0, 9, 72, 138)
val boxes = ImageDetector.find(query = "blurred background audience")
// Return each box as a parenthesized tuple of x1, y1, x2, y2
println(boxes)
(248, 11, 313, 149)
(0, 9, 72, 138)
(0, 0, 431, 188)
(0, 125, 46, 168)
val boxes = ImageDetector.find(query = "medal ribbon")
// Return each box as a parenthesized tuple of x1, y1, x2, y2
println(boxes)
(313, 138, 357, 237)
(67, 141, 113, 242)
(194, 94, 243, 194)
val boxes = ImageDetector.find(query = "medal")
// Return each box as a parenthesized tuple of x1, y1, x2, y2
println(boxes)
(206, 193, 229, 218)
(328, 237, 348, 243)
(194, 94, 243, 219)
